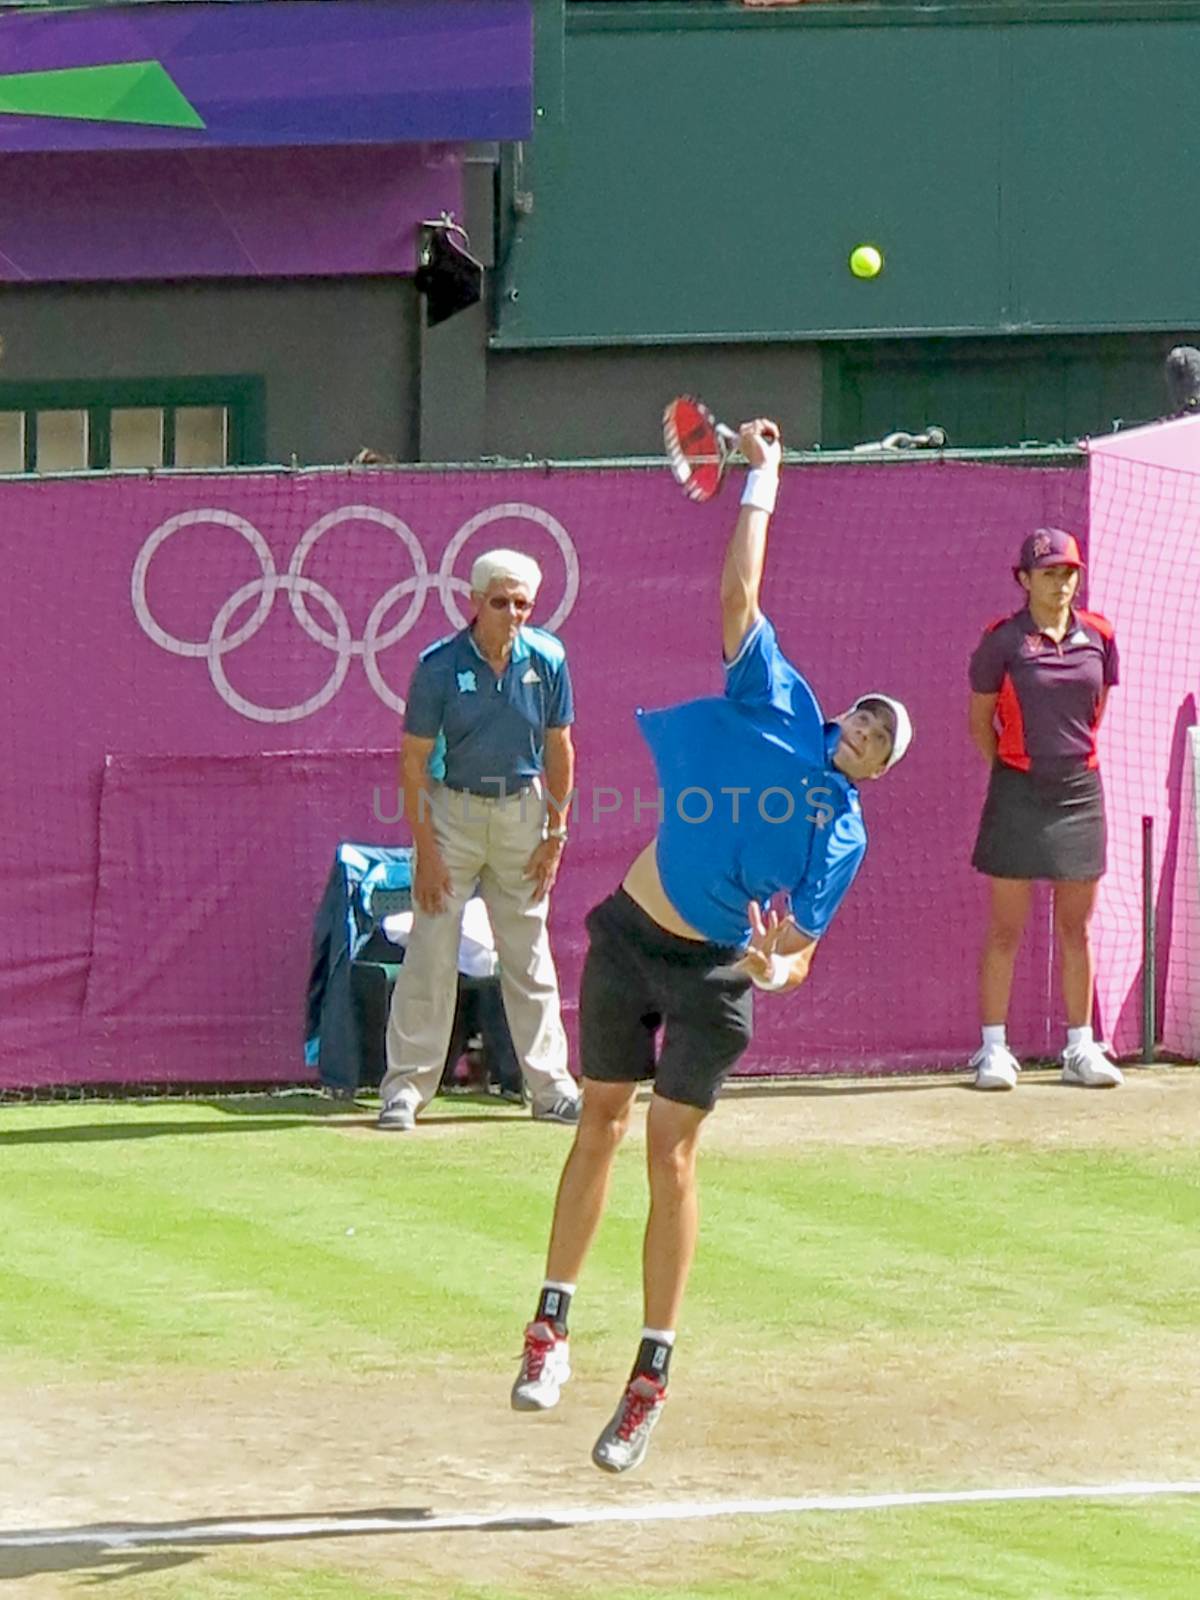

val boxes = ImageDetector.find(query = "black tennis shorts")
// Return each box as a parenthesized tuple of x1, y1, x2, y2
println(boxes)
(579, 889, 754, 1112)
(972, 762, 1107, 881)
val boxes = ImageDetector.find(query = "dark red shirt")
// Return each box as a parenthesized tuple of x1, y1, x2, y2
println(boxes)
(969, 607, 1119, 772)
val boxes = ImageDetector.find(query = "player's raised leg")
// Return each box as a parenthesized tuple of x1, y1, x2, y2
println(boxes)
(512, 891, 657, 1411)
(591, 1093, 705, 1472)
(511, 1077, 638, 1410)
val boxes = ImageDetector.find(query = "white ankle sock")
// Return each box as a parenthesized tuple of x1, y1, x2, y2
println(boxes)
(981, 1024, 1007, 1049)
(641, 1326, 676, 1346)
(1066, 1026, 1093, 1049)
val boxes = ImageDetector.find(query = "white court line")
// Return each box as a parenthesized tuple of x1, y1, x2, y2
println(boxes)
(4, 1480, 1200, 1550)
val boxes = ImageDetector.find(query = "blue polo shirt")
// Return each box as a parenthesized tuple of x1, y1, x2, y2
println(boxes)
(636, 615, 867, 946)
(405, 625, 573, 795)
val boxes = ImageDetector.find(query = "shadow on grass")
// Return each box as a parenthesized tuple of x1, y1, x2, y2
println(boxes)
(722, 1076, 974, 1099)
(0, 1093, 538, 1145)
(0, 1507, 562, 1581)
(0, 1117, 351, 1147)
(0, 1091, 362, 1146)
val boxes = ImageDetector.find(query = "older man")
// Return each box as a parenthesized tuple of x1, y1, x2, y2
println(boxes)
(377, 548, 581, 1131)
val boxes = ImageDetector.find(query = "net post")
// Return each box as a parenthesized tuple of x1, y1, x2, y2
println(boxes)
(1140, 813, 1157, 1065)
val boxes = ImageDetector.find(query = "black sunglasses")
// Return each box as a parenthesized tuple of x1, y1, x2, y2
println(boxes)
(487, 595, 533, 613)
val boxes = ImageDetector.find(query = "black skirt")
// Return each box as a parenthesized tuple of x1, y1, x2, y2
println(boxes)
(971, 762, 1107, 882)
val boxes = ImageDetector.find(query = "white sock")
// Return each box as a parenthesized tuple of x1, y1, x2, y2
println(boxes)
(641, 1326, 676, 1346)
(543, 1279, 576, 1295)
(1066, 1026, 1093, 1050)
(981, 1024, 1007, 1049)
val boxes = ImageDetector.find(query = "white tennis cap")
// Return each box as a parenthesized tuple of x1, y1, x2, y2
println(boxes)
(852, 693, 913, 773)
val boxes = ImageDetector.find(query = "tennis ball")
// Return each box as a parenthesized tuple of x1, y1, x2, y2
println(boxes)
(849, 245, 883, 280)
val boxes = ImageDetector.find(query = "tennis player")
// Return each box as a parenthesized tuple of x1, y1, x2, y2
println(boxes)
(510, 419, 913, 1474)
(967, 527, 1122, 1090)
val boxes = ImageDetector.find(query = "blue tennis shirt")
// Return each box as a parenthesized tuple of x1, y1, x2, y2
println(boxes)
(636, 615, 867, 946)
(405, 625, 573, 795)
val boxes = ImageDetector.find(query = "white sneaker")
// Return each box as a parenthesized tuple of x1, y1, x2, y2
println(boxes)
(511, 1320, 571, 1411)
(377, 1099, 416, 1131)
(969, 1042, 1021, 1091)
(1061, 1040, 1123, 1088)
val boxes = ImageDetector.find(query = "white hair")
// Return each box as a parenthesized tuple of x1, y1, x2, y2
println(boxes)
(470, 548, 542, 598)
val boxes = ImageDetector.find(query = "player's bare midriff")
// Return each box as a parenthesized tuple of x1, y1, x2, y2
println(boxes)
(621, 841, 708, 941)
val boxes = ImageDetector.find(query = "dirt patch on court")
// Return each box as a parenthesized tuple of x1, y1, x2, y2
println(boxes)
(706, 1065, 1200, 1154)
(5, 1334, 1200, 1593)
(332, 1066, 1200, 1157)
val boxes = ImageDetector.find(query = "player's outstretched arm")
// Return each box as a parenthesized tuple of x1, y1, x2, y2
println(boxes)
(720, 419, 782, 660)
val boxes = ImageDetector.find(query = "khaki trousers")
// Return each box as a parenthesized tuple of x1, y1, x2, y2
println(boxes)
(379, 782, 576, 1115)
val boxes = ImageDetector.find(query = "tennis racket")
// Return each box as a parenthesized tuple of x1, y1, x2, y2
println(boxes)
(662, 396, 746, 503)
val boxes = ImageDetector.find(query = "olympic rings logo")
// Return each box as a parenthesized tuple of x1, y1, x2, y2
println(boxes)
(131, 502, 580, 724)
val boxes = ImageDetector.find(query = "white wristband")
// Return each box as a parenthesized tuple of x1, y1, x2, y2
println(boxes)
(741, 467, 779, 516)
(750, 953, 789, 992)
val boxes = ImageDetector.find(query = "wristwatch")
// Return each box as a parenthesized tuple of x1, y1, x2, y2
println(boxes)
(546, 826, 568, 843)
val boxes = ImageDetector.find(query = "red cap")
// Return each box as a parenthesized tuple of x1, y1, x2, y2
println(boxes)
(1015, 527, 1084, 577)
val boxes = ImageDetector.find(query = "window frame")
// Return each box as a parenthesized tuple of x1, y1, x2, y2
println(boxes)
(0, 374, 266, 472)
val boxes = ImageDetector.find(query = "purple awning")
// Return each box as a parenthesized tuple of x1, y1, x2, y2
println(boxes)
(0, 142, 463, 280)
(0, 0, 533, 150)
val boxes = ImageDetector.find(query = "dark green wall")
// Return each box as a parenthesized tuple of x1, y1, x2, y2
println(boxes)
(486, 342, 822, 457)
(485, 328, 1186, 456)
(498, 2, 1200, 346)
(822, 331, 1197, 449)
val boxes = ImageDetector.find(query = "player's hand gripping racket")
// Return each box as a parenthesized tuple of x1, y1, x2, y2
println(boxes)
(663, 396, 778, 503)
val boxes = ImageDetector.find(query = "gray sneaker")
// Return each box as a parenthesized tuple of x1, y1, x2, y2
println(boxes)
(377, 1099, 416, 1131)
(532, 1094, 581, 1126)
(591, 1374, 668, 1474)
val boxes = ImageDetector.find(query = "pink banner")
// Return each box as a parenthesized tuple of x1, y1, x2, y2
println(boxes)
(0, 462, 1085, 1089)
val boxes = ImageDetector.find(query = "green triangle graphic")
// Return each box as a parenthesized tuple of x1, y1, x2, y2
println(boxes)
(0, 62, 206, 130)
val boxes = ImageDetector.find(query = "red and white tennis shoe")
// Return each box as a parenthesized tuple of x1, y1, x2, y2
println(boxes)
(511, 1320, 571, 1411)
(591, 1373, 668, 1474)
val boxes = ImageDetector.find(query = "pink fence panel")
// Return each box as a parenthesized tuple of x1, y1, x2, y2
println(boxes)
(0, 461, 1084, 1088)
(1087, 418, 1200, 1057)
